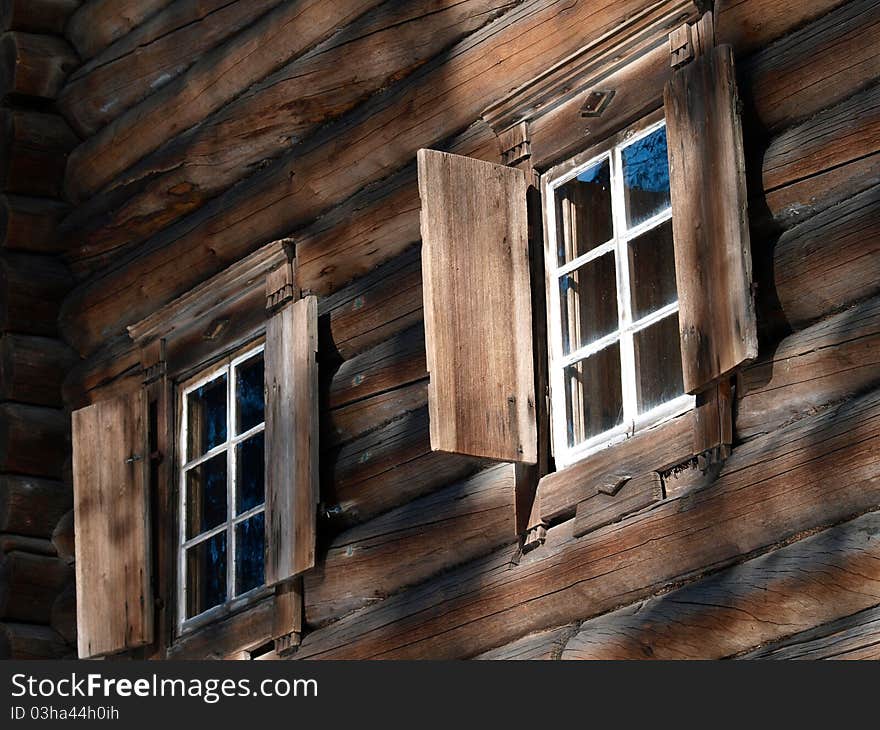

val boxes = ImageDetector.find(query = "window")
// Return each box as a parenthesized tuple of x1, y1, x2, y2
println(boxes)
(178, 343, 268, 630)
(544, 117, 694, 467)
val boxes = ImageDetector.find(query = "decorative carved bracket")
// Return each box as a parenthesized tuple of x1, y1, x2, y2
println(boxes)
(669, 9, 715, 68)
(140, 338, 167, 385)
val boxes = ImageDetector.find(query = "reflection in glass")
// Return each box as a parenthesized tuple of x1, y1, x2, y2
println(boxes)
(628, 220, 677, 320)
(564, 343, 623, 447)
(235, 354, 264, 435)
(185, 453, 228, 539)
(622, 126, 671, 229)
(236, 432, 265, 515)
(186, 374, 227, 461)
(186, 532, 227, 619)
(634, 314, 685, 414)
(235, 513, 265, 596)
(559, 253, 618, 354)
(554, 158, 613, 265)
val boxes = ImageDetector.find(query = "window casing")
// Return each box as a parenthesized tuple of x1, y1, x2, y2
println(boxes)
(177, 342, 269, 632)
(543, 114, 694, 468)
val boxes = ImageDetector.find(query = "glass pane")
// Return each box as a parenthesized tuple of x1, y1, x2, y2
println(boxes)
(185, 453, 228, 540)
(628, 219, 677, 320)
(622, 125, 670, 229)
(559, 252, 618, 354)
(554, 158, 613, 265)
(186, 373, 227, 461)
(564, 343, 623, 447)
(634, 314, 685, 414)
(235, 353, 264, 434)
(235, 512, 265, 596)
(236, 432, 265, 515)
(185, 532, 227, 619)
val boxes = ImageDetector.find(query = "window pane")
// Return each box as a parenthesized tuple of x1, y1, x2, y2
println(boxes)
(236, 432, 265, 515)
(235, 353, 264, 434)
(564, 343, 623, 447)
(185, 453, 228, 540)
(634, 314, 685, 414)
(628, 219, 677, 320)
(185, 532, 227, 619)
(235, 512, 265, 596)
(559, 252, 618, 354)
(554, 158, 612, 265)
(186, 374, 227, 461)
(622, 125, 670, 229)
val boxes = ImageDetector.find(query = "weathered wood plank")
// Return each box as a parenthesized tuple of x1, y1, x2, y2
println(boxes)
(0, 252, 71, 337)
(66, 0, 174, 61)
(305, 464, 515, 627)
(0, 334, 77, 407)
(0, 403, 67, 479)
(0, 550, 71, 622)
(293, 388, 880, 659)
(0, 195, 69, 254)
(0, 622, 67, 658)
(0, 0, 80, 34)
(0, 474, 70, 537)
(475, 624, 577, 660)
(0, 32, 77, 100)
(572, 472, 663, 539)
(166, 595, 273, 659)
(560, 511, 880, 660)
(325, 379, 428, 448)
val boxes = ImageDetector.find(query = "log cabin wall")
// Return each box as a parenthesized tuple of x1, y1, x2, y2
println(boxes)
(38, 0, 880, 658)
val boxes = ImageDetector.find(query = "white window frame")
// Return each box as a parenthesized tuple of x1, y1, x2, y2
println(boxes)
(177, 342, 269, 633)
(543, 112, 694, 469)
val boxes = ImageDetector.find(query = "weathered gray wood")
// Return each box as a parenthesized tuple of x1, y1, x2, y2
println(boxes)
(560, 510, 880, 660)
(573, 472, 663, 539)
(0, 474, 70, 537)
(65, 0, 174, 61)
(0, 622, 67, 658)
(0, 334, 77, 407)
(665, 42, 757, 392)
(418, 149, 535, 463)
(0, 195, 68, 254)
(305, 464, 515, 627)
(0, 0, 80, 34)
(0, 550, 71, 622)
(0, 252, 71, 338)
(0, 32, 77, 99)
(476, 624, 578, 660)
(0, 403, 67, 479)
(265, 295, 319, 584)
(72, 390, 152, 658)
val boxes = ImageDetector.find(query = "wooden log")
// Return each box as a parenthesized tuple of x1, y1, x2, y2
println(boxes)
(0, 622, 67, 658)
(572, 472, 663, 539)
(0, 334, 77, 407)
(59, 0, 283, 137)
(66, 0, 175, 61)
(0, 108, 77, 197)
(737, 295, 880, 440)
(0, 549, 71, 622)
(741, 604, 880, 660)
(167, 594, 275, 659)
(0, 533, 55, 554)
(0, 252, 71, 337)
(0, 0, 80, 35)
(305, 464, 515, 627)
(50, 578, 75, 645)
(293, 388, 880, 659)
(559, 510, 880, 660)
(0, 474, 70, 537)
(0, 195, 69, 254)
(476, 625, 577, 660)
(0, 403, 68, 479)
(0, 32, 77, 100)
(51, 508, 73, 563)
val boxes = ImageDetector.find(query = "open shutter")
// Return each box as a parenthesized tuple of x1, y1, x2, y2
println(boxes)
(417, 149, 537, 464)
(264, 289, 319, 586)
(72, 389, 153, 658)
(664, 20, 757, 396)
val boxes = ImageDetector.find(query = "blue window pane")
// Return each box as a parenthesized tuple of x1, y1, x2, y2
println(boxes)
(235, 354, 264, 435)
(236, 432, 265, 515)
(554, 158, 613, 265)
(621, 125, 671, 229)
(185, 453, 228, 539)
(186, 374, 227, 461)
(235, 513, 265, 596)
(186, 532, 227, 619)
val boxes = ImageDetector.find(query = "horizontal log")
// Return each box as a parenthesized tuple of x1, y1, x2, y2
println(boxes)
(0, 474, 70, 537)
(0, 252, 72, 337)
(306, 464, 515, 627)
(559, 510, 880, 659)
(167, 594, 275, 659)
(738, 295, 880, 440)
(51, 508, 73, 563)
(0, 549, 71, 622)
(294, 388, 880, 659)
(0, 108, 77, 197)
(63, 0, 519, 268)
(0, 195, 68, 253)
(0, 0, 80, 35)
(0, 403, 68, 479)
(60, 0, 283, 137)
(50, 578, 75, 645)
(0, 32, 77, 100)
(66, 0, 174, 61)
(741, 604, 880, 660)
(0, 621, 67, 658)
(476, 624, 577, 660)
(0, 334, 77, 407)
(325, 379, 428, 448)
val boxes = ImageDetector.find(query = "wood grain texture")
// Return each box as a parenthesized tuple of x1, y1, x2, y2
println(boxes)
(572, 472, 663, 539)
(0, 32, 77, 100)
(72, 390, 152, 658)
(418, 149, 535, 463)
(0, 109, 76, 198)
(665, 43, 757, 393)
(475, 624, 578, 660)
(66, 0, 174, 61)
(265, 295, 319, 584)
(0, 0, 79, 34)
(560, 510, 880, 659)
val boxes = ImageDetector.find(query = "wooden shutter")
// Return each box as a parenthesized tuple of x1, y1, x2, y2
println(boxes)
(664, 33, 758, 395)
(417, 149, 537, 464)
(72, 389, 153, 658)
(264, 293, 319, 585)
